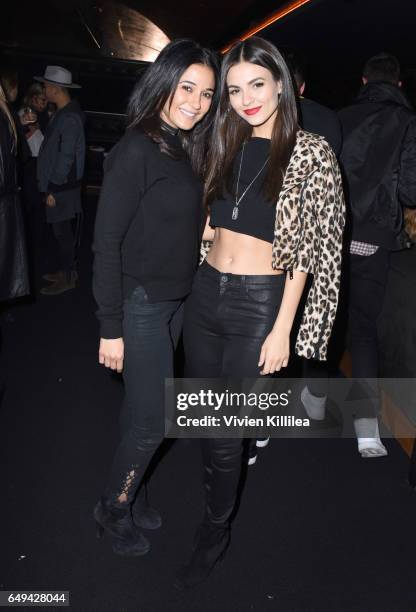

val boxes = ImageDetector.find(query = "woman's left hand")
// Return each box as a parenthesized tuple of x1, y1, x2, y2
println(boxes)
(258, 327, 290, 375)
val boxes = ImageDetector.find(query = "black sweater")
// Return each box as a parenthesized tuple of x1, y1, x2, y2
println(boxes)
(93, 127, 204, 338)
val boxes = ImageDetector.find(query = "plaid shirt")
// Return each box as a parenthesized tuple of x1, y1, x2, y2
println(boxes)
(349, 241, 379, 256)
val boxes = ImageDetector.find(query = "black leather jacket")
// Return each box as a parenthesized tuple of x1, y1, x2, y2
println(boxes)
(338, 82, 416, 249)
(0, 110, 29, 301)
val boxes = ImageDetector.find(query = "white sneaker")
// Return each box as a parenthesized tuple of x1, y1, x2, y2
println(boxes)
(256, 438, 270, 448)
(358, 438, 388, 458)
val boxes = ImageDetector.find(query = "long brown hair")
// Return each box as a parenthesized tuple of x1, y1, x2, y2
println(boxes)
(204, 37, 298, 205)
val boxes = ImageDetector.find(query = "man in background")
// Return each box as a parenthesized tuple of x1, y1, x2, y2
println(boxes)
(36, 65, 85, 295)
(339, 53, 416, 456)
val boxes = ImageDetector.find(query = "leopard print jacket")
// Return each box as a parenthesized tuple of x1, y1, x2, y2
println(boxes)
(201, 129, 346, 361)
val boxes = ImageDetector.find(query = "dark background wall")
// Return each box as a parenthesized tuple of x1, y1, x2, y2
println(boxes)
(2, 0, 415, 112)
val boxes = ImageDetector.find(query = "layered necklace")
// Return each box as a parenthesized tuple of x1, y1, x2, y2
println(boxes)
(232, 142, 270, 220)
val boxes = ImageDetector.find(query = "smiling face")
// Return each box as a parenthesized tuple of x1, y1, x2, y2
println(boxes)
(160, 63, 215, 131)
(226, 61, 282, 138)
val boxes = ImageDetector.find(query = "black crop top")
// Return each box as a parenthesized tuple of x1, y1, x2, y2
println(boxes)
(210, 138, 276, 244)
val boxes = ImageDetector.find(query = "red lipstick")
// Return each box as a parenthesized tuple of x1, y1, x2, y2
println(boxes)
(244, 106, 262, 116)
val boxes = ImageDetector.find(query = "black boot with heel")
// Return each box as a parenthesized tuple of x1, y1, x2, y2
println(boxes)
(94, 497, 150, 556)
(174, 521, 230, 590)
(132, 485, 162, 530)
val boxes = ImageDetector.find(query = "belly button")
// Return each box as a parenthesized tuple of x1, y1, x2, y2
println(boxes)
(227, 258, 233, 264)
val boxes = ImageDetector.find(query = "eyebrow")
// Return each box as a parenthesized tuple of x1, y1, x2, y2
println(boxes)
(179, 79, 215, 92)
(227, 77, 265, 88)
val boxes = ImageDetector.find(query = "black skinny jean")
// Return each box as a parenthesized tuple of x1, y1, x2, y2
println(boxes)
(105, 286, 184, 504)
(346, 248, 390, 419)
(348, 249, 390, 378)
(183, 261, 285, 526)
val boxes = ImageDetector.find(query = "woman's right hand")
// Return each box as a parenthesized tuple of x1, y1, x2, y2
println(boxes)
(99, 338, 124, 373)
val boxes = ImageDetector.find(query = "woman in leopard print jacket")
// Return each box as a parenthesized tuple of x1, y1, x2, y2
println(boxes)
(177, 37, 345, 588)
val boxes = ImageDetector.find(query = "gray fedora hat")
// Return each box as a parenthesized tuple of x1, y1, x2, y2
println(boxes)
(34, 66, 81, 89)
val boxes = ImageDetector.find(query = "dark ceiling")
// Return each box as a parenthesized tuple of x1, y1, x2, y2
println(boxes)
(261, 0, 415, 106)
(263, 0, 415, 73)
(1, 0, 413, 67)
(1, 0, 414, 111)
(1, 0, 289, 59)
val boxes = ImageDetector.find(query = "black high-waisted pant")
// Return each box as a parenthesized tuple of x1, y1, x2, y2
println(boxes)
(183, 261, 285, 525)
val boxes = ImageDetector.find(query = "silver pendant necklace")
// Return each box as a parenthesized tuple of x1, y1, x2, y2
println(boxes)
(232, 142, 270, 220)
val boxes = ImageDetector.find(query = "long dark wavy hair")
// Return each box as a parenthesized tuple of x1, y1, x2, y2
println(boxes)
(127, 39, 220, 178)
(204, 37, 298, 205)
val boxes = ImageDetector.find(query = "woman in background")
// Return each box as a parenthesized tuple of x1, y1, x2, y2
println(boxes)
(18, 82, 49, 159)
(0, 68, 31, 182)
(0, 81, 29, 302)
(18, 83, 50, 259)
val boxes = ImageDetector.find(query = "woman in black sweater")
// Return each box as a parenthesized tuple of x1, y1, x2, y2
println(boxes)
(92, 40, 219, 556)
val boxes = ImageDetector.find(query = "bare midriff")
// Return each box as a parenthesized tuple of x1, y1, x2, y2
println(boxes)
(206, 227, 284, 276)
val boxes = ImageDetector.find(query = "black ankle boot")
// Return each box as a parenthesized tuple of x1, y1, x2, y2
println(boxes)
(132, 486, 162, 530)
(94, 497, 150, 557)
(174, 522, 230, 590)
